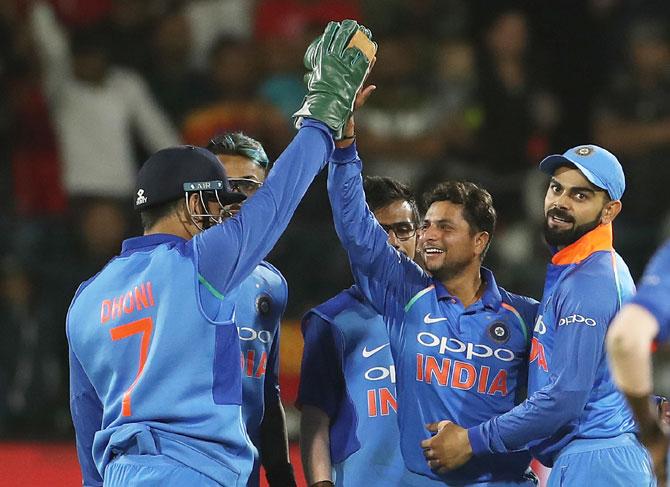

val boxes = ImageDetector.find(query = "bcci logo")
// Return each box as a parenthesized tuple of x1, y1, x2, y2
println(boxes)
(136, 189, 147, 205)
(488, 322, 510, 344)
(256, 293, 272, 315)
(575, 146, 593, 157)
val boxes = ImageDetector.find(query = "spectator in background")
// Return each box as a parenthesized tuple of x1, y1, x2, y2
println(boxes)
(29, 1, 179, 203)
(181, 35, 290, 157)
(594, 18, 670, 277)
(476, 8, 558, 223)
(0, 257, 66, 436)
(355, 34, 445, 186)
(145, 8, 203, 126)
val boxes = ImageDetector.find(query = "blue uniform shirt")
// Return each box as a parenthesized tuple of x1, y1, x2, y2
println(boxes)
(67, 120, 333, 487)
(298, 286, 441, 486)
(327, 145, 538, 484)
(630, 240, 670, 342)
(237, 262, 287, 486)
(469, 224, 637, 466)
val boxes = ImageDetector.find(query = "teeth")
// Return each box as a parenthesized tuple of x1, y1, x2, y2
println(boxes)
(424, 248, 444, 254)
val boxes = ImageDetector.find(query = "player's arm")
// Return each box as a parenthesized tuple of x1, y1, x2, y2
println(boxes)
(260, 274, 296, 487)
(195, 20, 375, 297)
(298, 312, 346, 486)
(327, 146, 428, 322)
(469, 278, 616, 456)
(69, 347, 104, 487)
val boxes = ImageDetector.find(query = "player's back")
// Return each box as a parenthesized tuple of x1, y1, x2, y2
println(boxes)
(67, 234, 254, 485)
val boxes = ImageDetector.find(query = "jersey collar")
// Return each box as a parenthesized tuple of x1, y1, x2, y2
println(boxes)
(551, 223, 613, 266)
(433, 267, 502, 311)
(121, 233, 186, 255)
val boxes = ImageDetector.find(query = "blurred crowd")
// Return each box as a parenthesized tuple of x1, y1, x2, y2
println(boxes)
(1, 0, 669, 439)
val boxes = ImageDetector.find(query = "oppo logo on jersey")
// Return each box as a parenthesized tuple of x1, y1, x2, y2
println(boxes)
(416, 332, 516, 362)
(237, 326, 273, 344)
(364, 364, 396, 384)
(558, 314, 596, 327)
(534, 315, 547, 335)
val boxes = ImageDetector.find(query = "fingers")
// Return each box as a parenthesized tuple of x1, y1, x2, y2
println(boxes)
(321, 21, 341, 54)
(354, 85, 376, 111)
(331, 19, 359, 55)
(425, 422, 442, 433)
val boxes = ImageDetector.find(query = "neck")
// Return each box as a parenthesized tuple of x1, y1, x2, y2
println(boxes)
(145, 214, 195, 240)
(440, 263, 483, 307)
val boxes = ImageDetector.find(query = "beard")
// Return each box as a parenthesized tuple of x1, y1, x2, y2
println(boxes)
(543, 207, 601, 247)
(427, 253, 472, 281)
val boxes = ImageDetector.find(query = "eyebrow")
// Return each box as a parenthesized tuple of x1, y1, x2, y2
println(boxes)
(550, 178, 603, 195)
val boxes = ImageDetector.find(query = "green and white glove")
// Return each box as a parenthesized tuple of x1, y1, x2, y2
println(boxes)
(293, 20, 377, 139)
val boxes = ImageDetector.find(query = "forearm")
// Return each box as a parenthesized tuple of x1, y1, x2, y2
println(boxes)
(607, 304, 658, 397)
(197, 121, 333, 293)
(300, 406, 333, 485)
(261, 398, 291, 468)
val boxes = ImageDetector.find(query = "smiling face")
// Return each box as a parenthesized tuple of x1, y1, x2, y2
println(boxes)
(418, 200, 489, 281)
(543, 166, 621, 248)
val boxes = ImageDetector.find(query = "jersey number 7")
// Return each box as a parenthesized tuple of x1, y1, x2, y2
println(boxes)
(110, 317, 154, 416)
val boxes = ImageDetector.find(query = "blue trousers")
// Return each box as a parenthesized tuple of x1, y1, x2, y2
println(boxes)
(547, 433, 655, 487)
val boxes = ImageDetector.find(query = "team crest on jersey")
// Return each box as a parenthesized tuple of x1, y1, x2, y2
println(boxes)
(256, 293, 272, 315)
(488, 322, 510, 343)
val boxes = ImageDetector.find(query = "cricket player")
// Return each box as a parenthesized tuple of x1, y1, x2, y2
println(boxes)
(207, 132, 295, 487)
(299, 175, 441, 486)
(326, 105, 539, 485)
(608, 239, 670, 483)
(426, 145, 655, 486)
(66, 20, 375, 486)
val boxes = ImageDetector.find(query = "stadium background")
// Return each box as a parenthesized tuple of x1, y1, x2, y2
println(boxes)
(1, 0, 669, 485)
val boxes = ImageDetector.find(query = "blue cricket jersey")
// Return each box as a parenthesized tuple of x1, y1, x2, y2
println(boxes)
(237, 261, 287, 486)
(327, 145, 538, 484)
(630, 239, 670, 342)
(469, 224, 638, 467)
(67, 120, 333, 487)
(298, 286, 441, 486)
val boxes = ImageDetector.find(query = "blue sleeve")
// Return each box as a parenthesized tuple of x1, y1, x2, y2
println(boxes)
(265, 270, 287, 403)
(630, 240, 670, 342)
(297, 312, 344, 419)
(327, 144, 429, 329)
(469, 274, 613, 455)
(195, 120, 333, 296)
(69, 348, 104, 487)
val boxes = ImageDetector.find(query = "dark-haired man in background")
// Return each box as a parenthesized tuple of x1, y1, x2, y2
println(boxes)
(325, 101, 538, 485)
(207, 132, 295, 487)
(299, 175, 441, 486)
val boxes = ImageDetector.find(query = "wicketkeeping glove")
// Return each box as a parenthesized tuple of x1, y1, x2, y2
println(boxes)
(293, 19, 377, 139)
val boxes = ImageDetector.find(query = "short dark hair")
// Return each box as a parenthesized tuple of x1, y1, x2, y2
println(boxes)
(206, 132, 270, 171)
(363, 175, 420, 224)
(140, 199, 182, 231)
(422, 181, 496, 258)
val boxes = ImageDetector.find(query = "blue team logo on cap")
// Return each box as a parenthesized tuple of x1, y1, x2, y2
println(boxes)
(488, 322, 510, 343)
(575, 146, 593, 157)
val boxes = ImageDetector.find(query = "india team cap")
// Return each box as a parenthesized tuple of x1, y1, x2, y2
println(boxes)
(539, 144, 625, 201)
(134, 145, 246, 211)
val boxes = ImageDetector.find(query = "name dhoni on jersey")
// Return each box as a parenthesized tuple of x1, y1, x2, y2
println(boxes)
(100, 281, 155, 324)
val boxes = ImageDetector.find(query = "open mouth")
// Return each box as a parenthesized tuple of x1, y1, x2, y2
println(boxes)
(547, 210, 574, 230)
(423, 247, 445, 257)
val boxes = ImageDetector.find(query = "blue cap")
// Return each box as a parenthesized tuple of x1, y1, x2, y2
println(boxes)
(539, 144, 625, 201)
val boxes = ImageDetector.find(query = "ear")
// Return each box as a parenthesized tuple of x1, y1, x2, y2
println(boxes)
(474, 231, 490, 257)
(600, 200, 622, 225)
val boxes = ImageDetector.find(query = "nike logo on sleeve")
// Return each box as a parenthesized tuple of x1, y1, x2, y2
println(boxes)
(423, 313, 448, 324)
(362, 343, 390, 358)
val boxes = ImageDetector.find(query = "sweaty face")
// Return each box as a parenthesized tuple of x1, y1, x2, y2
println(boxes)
(216, 154, 266, 215)
(543, 166, 609, 247)
(418, 201, 483, 281)
(373, 201, 417, 260)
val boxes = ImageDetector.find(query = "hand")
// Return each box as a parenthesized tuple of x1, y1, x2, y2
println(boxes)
(293, 20, 377, 139)
(639, 419, 669, 486)
(421, 421, 473, 474)
(335, 84, 376, 148)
